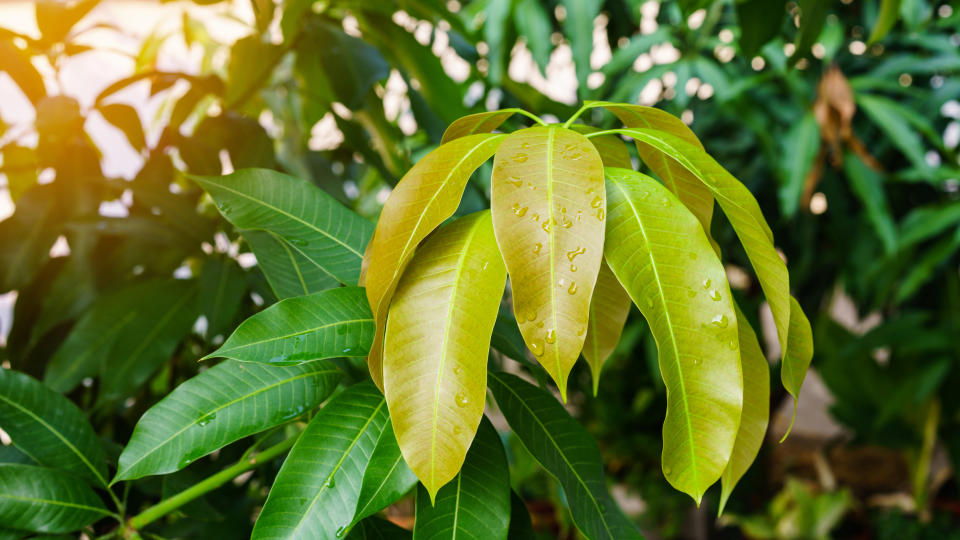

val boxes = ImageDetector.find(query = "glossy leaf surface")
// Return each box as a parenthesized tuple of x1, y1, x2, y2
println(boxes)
(490, 126, 605, 399)
(0, 464, 111, 533)
(351, 421, 417, 526)
(384, 211, 506, 499)
(207, 287, 374, 365)
(782, 298, 814, 408)
(604, 167, 741, 503)
(253, 382, 388, 540)
(193, 168, 373, 286)
(243, 229, 340, 298)
(0, 369, 108, 487)
(719, 305, 770, 514)
(116, 360, 341, 481)
(365, 134, 503, 389)
(412, 417, 509, 540)
(582, 261, 632, 395)
(488, 372, 641, 540)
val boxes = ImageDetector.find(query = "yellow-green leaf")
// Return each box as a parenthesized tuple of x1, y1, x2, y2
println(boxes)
(440, 110, 517, 144)
(571, 125, 632, 169)
(383, 211, 507, 500)
(781, 296, 813, 436)
(582, 261, 631, 396)
(603, 167, 742, 504)
(719, 304, 770, 514)
(588, 101, 715, 234)
(365, 134, 504, 390)
(490, 126, 606, 400)
(613, 127, 791, 367)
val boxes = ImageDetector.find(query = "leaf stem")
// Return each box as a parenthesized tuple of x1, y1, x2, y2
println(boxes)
(561, 102, 603, 129)
(126, 434, 299, 530)
(512, 109, 549, 126)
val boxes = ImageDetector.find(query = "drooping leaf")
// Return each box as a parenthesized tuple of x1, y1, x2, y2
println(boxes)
(253, 382, 388, 540)
(718, 304, 770, 515)
(588, 102, 715, 235)
(582, 260, 632, 395)
(560, 0, 601, 98)
(0, 369, 108, 487)
(365, 134, 503, 388)
(0, 39, 46, 103)
(0, 464, 111, 534)
(98, 279, 199, 401)
(778, 111, 820, 218)
(868, 0, 903, 44)
(412, 417, 510, 540)
(604, 167, 742, 503)
(198, 256, 248, 339)
(488, 372, 641, 539)
(351, 421, 417, 526)
(780, 297, 814, 431)
(611, 127, 792, 368)
(207, 287, 374, 365)
(440, 110, 518, 143)
(97, 103, 147, 153)
(844, 153, 897, 255)
(192, 168, 374, 286)
(243, 229, 340, 298)
(490, 126, 606, 400)
(114, 360, 341, 482)
(384, 211, 506, 499)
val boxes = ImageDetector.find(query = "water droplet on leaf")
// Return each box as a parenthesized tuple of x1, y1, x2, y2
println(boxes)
(455, 392, 469, 407)
(545, 329, 557, 344)
(530, 340, 545, 356)
(567, 246, 586, 261)
(710, 290, 722, 301)
(590, 195, 603, 208)
(533, 243, 542, 255)
(710, 314, 729, 329)
(568, 281, 578, 294)
(702, 278, 711, 289)
(513, 153, 528, 163)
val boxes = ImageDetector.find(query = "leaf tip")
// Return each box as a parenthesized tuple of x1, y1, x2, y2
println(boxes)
(779, 398, 799, 443)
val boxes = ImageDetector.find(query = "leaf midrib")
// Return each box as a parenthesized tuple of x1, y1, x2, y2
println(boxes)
(544, 127, 563, 391)
(0, 492, 111, 514)
(608, 176, 699, 496)
(214, 318, 373, 356)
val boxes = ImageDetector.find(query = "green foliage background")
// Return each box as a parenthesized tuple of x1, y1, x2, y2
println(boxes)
(0, 0, 959, 538)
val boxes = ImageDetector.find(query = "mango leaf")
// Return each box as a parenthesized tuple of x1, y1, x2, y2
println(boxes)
(843, 153, 897, 255)
(384, 211, 506, 499)
(793, 0, 829, 64)
(718, 305, 770, 515)
(0, 183, 61, 293)
(0, 464, 111, 533)
(114, 360, 341, 482)
(97, 103, 146, 153)
(198, 256, 247, 339)
(224, 35, 284, 108)
(350, 421, 417, 526)
(571, 125, 632, 169)
(514, 0, 553, 73)
(243, 229, 340, 298)
(253, 382, 388, 540)
(365, 134, 503, 389)
(300, 19, 389, 110)
(0, 369, 108, 487)
(488, 372, 641, 540)
(491, 307, 529, 362)
(604, 167, 742, 503)
(587, 102, 715, 235)
(347, 517, 411, 539)
(561, 0, 601, 98)
(582, 261, 632, 395)
(898, 201, 960, 249)
(868, 0, 902, 43)
(440, 109, 544, 143)
(0, 39, 46, 103)
(508, 491, 536, 539)
(490, 126, 605, 400)
(781, 297, 813, 431)
(857, 93, 929, 172)
(207, 287, 374, 365)
(778, 111, 820, 219)
(98, 279, 199, 402)
(483, 0, 512, 84)
(736, 0, 785, 58)
(412, 417, 509, 540)
(611, 127, 792, 369)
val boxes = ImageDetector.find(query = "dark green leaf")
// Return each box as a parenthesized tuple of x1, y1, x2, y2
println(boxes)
(737, 0, 785, 58)
(0, 464, 111, 533)
(868, 0, 902, 44)
(348, 517, 411, 540)
(843, 154, 897, 255)
(243, 229, 340, 298)
(351, 420, 417, 526)
(778, 111, 820, 218)
(299, 19, 389, 110)
(0, 184, 61, 293)
(508, 491, 536, 539)
(198, 256, 248, 339)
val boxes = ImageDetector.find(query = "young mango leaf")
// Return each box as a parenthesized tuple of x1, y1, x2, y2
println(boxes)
(243, 229, 340, 298)
(490, 126, 606, 400)
(198, 256, 248, 339)
(114, 360, 341, 482)
(0, 369, 108, 487)
(98, 279, 199, 402)
(412, 417, 510, 540)
(604, 167, 742, 504)
(488, 372, 641, 540)
(440, 109, 547, 144)
(582, 261, 632, 395)
(253, 382, 388, 540)
(586, 102, 715, 235)
(719, 305, 770, 515)
(207, 287, 374, 365)
(365, 134, 503, 389)
(781, 297, 814, 435)
(383, 211, 506, 500)
(613, 128, 793, 371)
(351, 421, 417, 527)
(192, 168, 373, 286)
(0, 464, 111, 533)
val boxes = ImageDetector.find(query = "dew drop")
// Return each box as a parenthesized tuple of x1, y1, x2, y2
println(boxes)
(532, 213, 540, 221)
(541, 220, 552, 233)
(560, 216, 572, 228)
(568, 281, 578, 295)
(661, 197, 671, 207)
(453, 425, 463, 435)
(533, 243, 542, 255)
(687, 289, 696, 298)
(710, 290, 722, 301)
(537, 321, 544, 328)
(577, 326, 586, 336)
(702, 278, 711, 289)
(693, 358, 702, 366)
(570, 263, 577, 272)
(559, 204, 567, 213)
(646, 296, 654, 308)
(638, 190, 649, 200)
(545, 329, 557, 344)
(710, 314, 729, 329)
(530, 340, 545, 356)
(512, 203, 528, 217)
(455, 392, 469, 407)
(576, 211, 582, 222)
(520, 142, 530, 149)
(590, 195, 603, 208)
(525, 310, 537, 322)
(197, 413, 216, 426)
(513, 153, 528, 163)
(507, 177, 523, 188)
(567, 246, 586, 261)
(663, 466, 672, 475)
(596, 208, 605, 221)
(728, 340, 738, 350)
(453, 365, 462, 375)
(689, 252, 698, 260)
(326, 474, 336, 488)
(336, 526, 346, 537)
